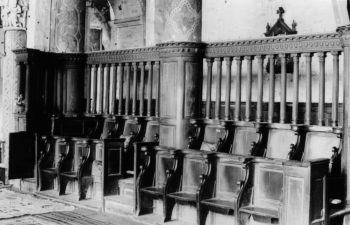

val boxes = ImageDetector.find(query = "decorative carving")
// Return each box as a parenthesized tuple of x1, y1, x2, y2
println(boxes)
(157, 42, 206, 58)
(265, 7, 297, 37)
(14, 94, 24, 113)
(205, 33, 342, 58)
(0, 0, 28, 28)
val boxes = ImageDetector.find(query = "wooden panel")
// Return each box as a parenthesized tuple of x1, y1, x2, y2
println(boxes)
(160, 62, 177, 117)
(285, 176, 304, 225)
(216, 163, 244, 198)
(155, 155, 174, 187)
(182, 158, 207, 193)
(256, 167, 283, 205)
(9, 132, 36, 179)
(231, 127, 258, 155)
(266, 129, 297, 159)
(303, 132, 339, 160)
(185, 62, 201, 117)
(159, 125, 176, 147)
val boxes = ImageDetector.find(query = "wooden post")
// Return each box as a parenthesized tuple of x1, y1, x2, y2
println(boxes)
(292, 54, 300, 125)
(280, 53, 287, 123)
(139, 62, 145, 116)
(125, 63, 131, 115)
(256, 55, 265, 122)
(331, 51, 340, 127)
(318, 52, 326, 126)
(206, 58, 213, 119)
(215, 58, 222, 120)
(109, 64, 117, 114)
(85, 65, 91, 114)
(147, 61, 153, 117)
(96, 64, 103, 114)
(245, 56, 253, 121)
(132, 62, 138, 116)
(224, 57, 232, 120)
(268, 55, 275, 123)
(304, 53, 313, 125)
(155, 61, 160, 118)
(118, 63, 123, 115)
(235, 56, 242, 121)
(103, 64, 110, 114)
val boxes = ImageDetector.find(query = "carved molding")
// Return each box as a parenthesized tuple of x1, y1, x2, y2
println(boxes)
(86, 47, 160, 64)
(157, 42, 206, 58)
(337, 25, 350, 47)
(206, 33, 342, 58)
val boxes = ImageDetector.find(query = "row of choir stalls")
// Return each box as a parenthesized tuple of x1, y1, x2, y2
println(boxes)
(9, 47, 161, 210)
(136, 33, 347, 225)
(7, 13, 350, 225)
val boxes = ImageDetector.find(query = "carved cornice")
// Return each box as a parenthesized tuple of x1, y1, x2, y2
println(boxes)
(156, 42, 206, 58)
(205, 33, 342, 58)
(337, 25, 350, 47)
(86, 47, 160, 64)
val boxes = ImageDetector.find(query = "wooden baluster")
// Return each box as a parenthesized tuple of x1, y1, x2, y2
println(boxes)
(96, 64, 103, 114)
(56, 66, 63, 114)
(280, 54, 287, 123)
(109, 63, 117, 114)
(318, 52, 326, 126)
(118, 63, 124, 115)
(90, 65, 97, 114)
(215, 58, 222, 120)
(235, 56, 242, 121)
(256, 55, 265, 122)
(103, 64, 110, 114)
(132, 62, 138, 116)
(155, 61, 160, 117)
(305, 53, 313, 125)
(62, 66, 67, 114)
(139, 62, 145, 116)
(147, 61, 153, 117)
(206, 58, 213, 119)
(292, 54, 300, 125)
(245, 56, 253, 121)
(224, 57, 232, 120)
(268, 55, 275, 123)
(85, 65, 91, 114)
(331, 51, 340, 127)
(125, 63, 131, 115)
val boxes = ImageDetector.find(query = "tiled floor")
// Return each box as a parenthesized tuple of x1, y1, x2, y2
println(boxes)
(0, 188, 146, 225)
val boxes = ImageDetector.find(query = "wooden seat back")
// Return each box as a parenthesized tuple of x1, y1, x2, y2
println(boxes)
(154, 148, 177, 189)
(200, 124, 227, 152)
(143, 120, 159, 142)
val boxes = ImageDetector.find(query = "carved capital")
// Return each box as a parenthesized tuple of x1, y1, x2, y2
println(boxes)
(337, 25, 350, 47)
(1, 0, 29, 29)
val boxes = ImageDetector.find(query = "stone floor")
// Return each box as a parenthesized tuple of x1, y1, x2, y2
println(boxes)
(0, 188, 147, 225)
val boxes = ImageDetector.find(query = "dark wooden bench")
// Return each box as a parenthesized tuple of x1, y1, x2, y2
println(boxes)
(58, 138, 93, 200)
(136, 146, 177, 217)
(164, 150, 215, 223)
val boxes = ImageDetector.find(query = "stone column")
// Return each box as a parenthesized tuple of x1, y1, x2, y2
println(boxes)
(53, 0, 86, 116)
(157, 0, 203, 149)
(338, 25, 350, 224)
(0, 0, 28, 182)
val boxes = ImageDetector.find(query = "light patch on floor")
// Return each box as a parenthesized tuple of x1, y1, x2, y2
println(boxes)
(0, 216, 58, 225)
(0, 189, 74, 219)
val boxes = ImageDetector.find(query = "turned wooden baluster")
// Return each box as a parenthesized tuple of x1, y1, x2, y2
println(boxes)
(256, 55, 265, 122)
(292, 54, 300, 125)
(109, 63, 117, 114)
(103, 64, 110, 114)
(268, 55, 275, 123)
(90, 65, 97, 114)
(235, 56, 242, 121)
(118, 63, 124, 115)
(224, 57, 232, 120)
(155, 61, 160, 118)
(304, 53, 313, 125)
(318, 52, 326, 126)
(62, 65, 67, 114)
(215, 58, 222, 120)
(147, 61, 153, 117)
(96, 64, 103, 114)
(85, 65, 91, 114)
(331, 51, 340, 127)
(139, 62, 145, 116)
(132, 62, 138, 116)
(206, 58, 213, 119)
(280, 54, 287, 123)
(125, 63, 131, 115)
(56, 66, 63, 114)
(245, 56, 253, 121)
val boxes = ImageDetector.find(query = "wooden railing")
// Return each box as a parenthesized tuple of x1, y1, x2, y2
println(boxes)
(203, 32, 343, 127)
(85, 48, 160, 118)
